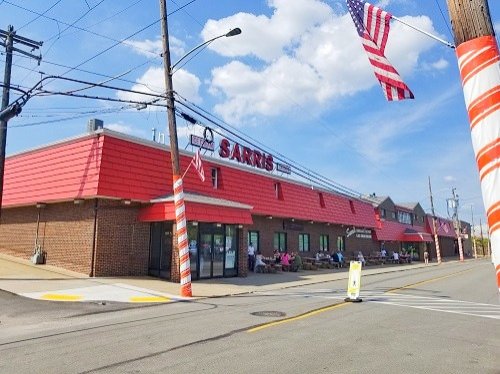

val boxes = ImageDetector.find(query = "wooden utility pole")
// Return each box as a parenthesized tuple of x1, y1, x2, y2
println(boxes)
(428, 176, 442, 264)
(446, 0, 494, 46)
(0, 26, 42, 222)
(446, 0, 499, 290)
(471, 205, 477, 259)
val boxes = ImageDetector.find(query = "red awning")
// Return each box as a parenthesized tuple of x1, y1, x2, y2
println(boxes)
(138, 193, 253, 224)
(401, 228, 433, 242)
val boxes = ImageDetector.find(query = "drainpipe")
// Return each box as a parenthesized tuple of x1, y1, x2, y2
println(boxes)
(90, 198, 98, 277)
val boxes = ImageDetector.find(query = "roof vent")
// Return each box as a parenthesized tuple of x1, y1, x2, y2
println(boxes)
(87, 118, 104, 132)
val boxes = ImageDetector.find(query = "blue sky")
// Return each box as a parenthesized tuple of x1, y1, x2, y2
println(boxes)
(1, 0, 499, 233)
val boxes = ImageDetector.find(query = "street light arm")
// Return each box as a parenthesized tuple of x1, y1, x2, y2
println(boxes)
(170, 27, 241, 72)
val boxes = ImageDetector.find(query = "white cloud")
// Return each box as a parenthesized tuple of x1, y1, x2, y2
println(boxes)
(444, 175, 457, 182)
(105, 122, 138, 136)
(126, 36, 185, 58)
(421, 58, 449, 71)
(116, 67, 202, 107)
(204, 1, 441, 122)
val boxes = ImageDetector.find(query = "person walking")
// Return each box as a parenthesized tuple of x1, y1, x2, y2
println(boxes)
(248, 242, 256, 272)
(423, 249, 429, 265)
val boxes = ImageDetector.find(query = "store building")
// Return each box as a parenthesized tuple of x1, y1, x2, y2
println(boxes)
(0, 127, 382, 281)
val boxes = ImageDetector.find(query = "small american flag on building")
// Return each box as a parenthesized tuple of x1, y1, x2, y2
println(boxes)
(193, 149, 205, 182)
(347, 0, 414, 101)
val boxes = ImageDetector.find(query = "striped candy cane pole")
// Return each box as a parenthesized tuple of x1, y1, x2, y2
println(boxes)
(173, 175, 192, 297)
(456, 36, 500, 292)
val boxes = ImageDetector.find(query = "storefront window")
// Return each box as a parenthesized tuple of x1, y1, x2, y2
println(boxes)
(299, 233, 310, 252)
(248, 231, 259, 252)
(187, 223, 199, 277)
(319, 234, 329, 252)
(274, 232, 287, 252)
(225, 225, 238, 276)
(337, 236, 345, 251)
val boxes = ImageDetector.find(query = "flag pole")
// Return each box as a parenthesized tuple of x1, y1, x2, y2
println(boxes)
(181, 160, 193, 180)
(391, 15, 455, 49)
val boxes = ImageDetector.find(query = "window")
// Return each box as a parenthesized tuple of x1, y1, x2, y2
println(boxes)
(273, 232, 287, 252)
(337, 236, 345, 251)
(319, 234, 329, 252)
(274, 182, 283, 200)
(211, 168, 219, 189)
(380, 208, 386, 218)
(391, 211, 396, 219)
(299, 233, 310, 252)
(319, 193, 325, 208)
(397, 211, 412, 224)
(248, 231, 259, 252)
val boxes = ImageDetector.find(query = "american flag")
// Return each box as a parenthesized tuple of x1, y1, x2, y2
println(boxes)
(347, 0, 414, 101)
(193, 149, 205, 182)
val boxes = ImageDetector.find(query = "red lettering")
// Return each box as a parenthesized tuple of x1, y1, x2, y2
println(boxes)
(219, 138, 230, 158)
(253, 150, 263, 168)
(265, 155, 274, 171)
(242, 147, 254, 166)
(230, 143, 242, 162)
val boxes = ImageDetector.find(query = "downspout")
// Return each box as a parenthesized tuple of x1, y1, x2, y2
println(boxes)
(90, 198, 98, 277)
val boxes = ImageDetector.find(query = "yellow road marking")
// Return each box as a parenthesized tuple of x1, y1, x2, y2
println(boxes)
(247, 302, 349, 333)
(129, 296, 171, 303)
(40, 294, 83, 301)
(386, 268, 476, 294)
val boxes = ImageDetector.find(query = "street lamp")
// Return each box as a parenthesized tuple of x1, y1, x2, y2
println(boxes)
(159, 0, 240, 297)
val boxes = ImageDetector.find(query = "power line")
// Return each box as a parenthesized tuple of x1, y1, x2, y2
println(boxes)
(17, 0, 62, 32)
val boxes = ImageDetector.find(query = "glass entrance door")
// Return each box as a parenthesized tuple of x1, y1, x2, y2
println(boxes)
(198, 226, 225, 278)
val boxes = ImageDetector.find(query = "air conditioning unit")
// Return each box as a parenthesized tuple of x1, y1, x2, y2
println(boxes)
(87, 118, 104, 132)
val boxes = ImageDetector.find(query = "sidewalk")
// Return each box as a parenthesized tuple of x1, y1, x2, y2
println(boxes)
(0, 253, 440, 303)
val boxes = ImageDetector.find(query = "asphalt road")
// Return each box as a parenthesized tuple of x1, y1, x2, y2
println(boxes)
(1, 260, 499, 374)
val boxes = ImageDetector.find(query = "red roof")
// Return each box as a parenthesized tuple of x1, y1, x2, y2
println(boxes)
(374, 220, 430, 242)
(4, 130, 376, 227)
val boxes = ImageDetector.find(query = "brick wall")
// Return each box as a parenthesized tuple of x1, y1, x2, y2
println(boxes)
(93, 200, 150, 276)
(0, 202, 95, 274)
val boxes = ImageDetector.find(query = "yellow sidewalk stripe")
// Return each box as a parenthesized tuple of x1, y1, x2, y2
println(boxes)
(40, 294, 83, 301)
(247, 302, 349, 333)
(129, 296, 171, 303)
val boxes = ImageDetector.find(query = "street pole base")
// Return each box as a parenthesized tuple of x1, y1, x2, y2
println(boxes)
(344, 297, 363, 303)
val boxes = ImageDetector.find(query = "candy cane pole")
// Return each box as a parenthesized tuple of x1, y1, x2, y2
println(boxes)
(456, 36, 500, 291)
(174, 176, 192, 297)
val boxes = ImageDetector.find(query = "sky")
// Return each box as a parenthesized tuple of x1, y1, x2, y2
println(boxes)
(1, 0, 499, 235)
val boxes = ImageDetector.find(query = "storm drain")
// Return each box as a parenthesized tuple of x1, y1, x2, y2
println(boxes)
(251, 311, 286, 317)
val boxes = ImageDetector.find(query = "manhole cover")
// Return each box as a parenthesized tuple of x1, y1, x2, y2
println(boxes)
(251, 311, 286, 317)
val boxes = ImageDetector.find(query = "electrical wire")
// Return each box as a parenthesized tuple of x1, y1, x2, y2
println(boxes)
(434, 0, 454, 40)
(17, 0, 62, 31)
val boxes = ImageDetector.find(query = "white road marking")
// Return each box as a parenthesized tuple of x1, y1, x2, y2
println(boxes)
(260, 289, 500, 320)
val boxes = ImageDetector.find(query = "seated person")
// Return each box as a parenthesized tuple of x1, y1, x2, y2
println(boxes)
(380, 248, 387, 258)
(392, 251, 400, 263)
(273, 249, 281, 264)
(254, 251, 267, 273)
(280, 251, 291, 270)
(357, 251, 366, 266)
(331, 251, 340, 263)
(291, 252, 302, 272)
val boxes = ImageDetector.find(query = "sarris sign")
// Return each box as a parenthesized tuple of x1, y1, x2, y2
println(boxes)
(219, 138, 274, 171)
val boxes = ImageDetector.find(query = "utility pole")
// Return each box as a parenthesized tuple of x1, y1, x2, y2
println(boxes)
(471, 205, 477, 259)
(428, 176, 442, 264)
(446, 0, 499, 289)
(159, 1, 192, 297)
(0, 26, 42, 222)
(480, 218, 485, 256)
(449, 188, 464, 261)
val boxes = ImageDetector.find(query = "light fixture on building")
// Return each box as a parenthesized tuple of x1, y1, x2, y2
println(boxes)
(36, 202, 46, 209)
(216, 223, 222, 227)
(238, 224, 243, 229)
(266, 215, 273, 220)
(73, 199, 84, 205)
(310, 220, 314, 224)
(191, 221, 198, 226)
(122, 199, 132, 205)
(291, 218, 295, 222)
(326, 222, 331, 226)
